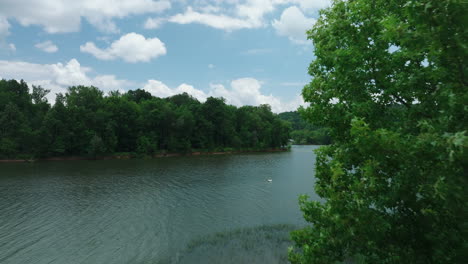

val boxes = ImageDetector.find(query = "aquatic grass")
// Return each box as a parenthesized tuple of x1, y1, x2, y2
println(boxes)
(175, 224, 298, 264)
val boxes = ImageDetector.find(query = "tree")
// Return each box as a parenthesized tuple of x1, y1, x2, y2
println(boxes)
(126, 88, 153, 103)
(0, 79, 291, 158)
(0, 103, 22, 157)
(39, 96, 69, 156)
(31, 85, 50, 105)
(290, 0, 467, 263)
(88, 134, 105, 158)
(104, 94, 140, 152)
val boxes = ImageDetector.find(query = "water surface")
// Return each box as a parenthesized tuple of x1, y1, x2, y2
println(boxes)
(0, 145, 320, 263)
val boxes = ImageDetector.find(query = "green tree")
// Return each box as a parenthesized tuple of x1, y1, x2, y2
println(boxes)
(0, 103, 27, 157)
(104, 94, 140, 152)
(136, 135, 157, 155)
(126, 88, 153, 103)
(0, 79, 291, 158)
(88, 134, 105, 158)
(290, 0, 467, 263)
(39, 95, 69, 156)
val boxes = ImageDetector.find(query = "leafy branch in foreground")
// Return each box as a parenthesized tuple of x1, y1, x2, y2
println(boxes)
(290, 0, 467, 263)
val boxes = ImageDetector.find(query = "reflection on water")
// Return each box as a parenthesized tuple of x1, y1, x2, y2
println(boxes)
(0, 145, 320, 264)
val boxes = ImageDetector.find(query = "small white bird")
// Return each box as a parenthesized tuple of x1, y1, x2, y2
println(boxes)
(267, 179, 272, 182)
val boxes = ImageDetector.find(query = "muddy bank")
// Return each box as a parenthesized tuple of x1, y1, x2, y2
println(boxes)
(0, 148, 289, 163)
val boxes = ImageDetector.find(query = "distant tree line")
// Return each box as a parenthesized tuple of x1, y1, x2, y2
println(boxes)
(278, 111, 330, 145)
(0, 79, 291, 159)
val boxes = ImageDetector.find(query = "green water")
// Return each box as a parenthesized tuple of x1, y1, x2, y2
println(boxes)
(0, 145, 320, 263)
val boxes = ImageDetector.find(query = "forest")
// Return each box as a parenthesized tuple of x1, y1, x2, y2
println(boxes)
(0, 79, 291, 159)
(278, 111, 330, 145)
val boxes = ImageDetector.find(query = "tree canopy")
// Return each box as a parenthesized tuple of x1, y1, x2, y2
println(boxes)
(290, 0, 467, 263)
(0, 80, 291, 159)
(279, 111, 331, 145)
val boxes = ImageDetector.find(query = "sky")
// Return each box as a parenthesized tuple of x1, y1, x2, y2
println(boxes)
(0, 0, 330, 113)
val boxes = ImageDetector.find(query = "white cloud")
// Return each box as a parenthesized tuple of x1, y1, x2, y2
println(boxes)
(143, 80, 208, 102)
(169, 7, 261, 31)
(80, 32, 167, 63)
(0, 59, 132, 102)
(208, 64, 215, 69)
(144, 17, 165, 29)
(0, 16, 10, 39)
(8, 43, 16, 51)
(167, 0, 287, 31)
(199, 5, 222, 14)
(292, 0, 331, 11)
(166, 0, 329, 32)
(178, 83, 208, 102)
(272, 6, 316, 44)
(143, 77, 304, 112)
(0, 0, 171, 34)
(35, 40, 58, 53)
(210, 78, 304, 112)
(242, 48, 273, 55)
(143, 80, 175, 98)
(0, 57, 303, 112)
(0, 0, 330, 36)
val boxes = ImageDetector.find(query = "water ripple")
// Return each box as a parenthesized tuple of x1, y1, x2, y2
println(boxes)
(0, 146, 320, 263)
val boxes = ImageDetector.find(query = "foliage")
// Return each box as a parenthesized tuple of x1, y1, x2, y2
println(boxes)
(0, 80, 291, 159)
(279, 111, 331, 145)
(290, 129, 331, 145)
(290, 0, 467, 263)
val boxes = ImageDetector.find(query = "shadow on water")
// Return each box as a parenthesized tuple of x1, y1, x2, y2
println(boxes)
(153, 224, 298, 264)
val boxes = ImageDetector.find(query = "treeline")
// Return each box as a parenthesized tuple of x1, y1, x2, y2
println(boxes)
(278, 111, 330, 145)
(0, 79, 291, 159)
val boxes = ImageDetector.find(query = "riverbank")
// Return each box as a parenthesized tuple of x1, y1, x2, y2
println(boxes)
(0, 147, 289, 163)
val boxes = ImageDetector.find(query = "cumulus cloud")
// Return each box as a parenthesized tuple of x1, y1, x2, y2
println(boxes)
(142, 77, 304, 112)
(210, 78, 305, 112)
(143, 80, 208, 102)
(272, 6, 316, 44)
(291, 0, 331, 11)
(1, 0, 330, 37)
(80, 32, 167, 63)
(169, 7, 261, 31)
(0, 59, 132, 102)
(166, 0, 329, 32)
(35, 40, 58, 53)
(0, 0, 171, 34)
(143, 80, 176, 98)
(0, 57, 303, 112)
(167, 0, 286, 31)
(0, 16, 10, 39)
(144, 17, 165, 29)
(0, 16, 14, 51)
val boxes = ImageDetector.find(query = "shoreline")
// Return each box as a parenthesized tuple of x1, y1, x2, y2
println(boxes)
(0, 148, 289, 163)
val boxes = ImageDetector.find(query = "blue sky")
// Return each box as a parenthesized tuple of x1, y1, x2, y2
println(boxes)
(0, 0, 330, 112)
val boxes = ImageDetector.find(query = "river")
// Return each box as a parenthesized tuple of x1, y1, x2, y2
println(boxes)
(0, 145, 321, 264)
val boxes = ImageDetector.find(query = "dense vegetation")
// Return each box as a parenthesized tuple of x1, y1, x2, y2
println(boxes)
(278, 111, 331, 145)
(0, 79, 290, 159)
(290, 0, 466, 263)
